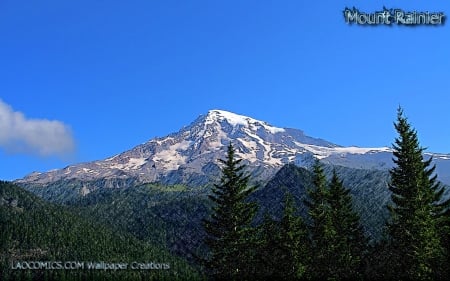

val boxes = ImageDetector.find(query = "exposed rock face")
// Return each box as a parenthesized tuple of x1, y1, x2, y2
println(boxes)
(16, 110, 450, 189)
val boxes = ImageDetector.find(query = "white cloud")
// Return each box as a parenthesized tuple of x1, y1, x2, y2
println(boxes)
(0, 99, 75, 157)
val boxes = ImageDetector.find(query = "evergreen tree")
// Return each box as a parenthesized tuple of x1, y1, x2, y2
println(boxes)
(253, 213, 280, 278)
(439, 207, 450, 277)
(304, 160, 335, 280)
(278, 193, 309, 279)
(386, 107, 449, 280)
(202, 143, 258, 280)
(328, 170, 366, 280)
(255, 193, 309, 280)
(305, 161, 367, 280)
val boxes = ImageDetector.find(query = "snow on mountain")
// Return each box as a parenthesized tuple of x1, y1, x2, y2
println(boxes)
(16, 109, 450, 187)
(205, 110, 285, 134)
(293, 142, 391, 159)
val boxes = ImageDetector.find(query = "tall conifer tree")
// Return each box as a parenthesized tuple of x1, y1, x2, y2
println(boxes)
(202, 143, 258, 280)
(328, 170, 366, 280)
(253, 213, 280, 278)
(278, 193, 309, 279)
(304, 160, 335, 280)
(255, 193, 309, 280)
(305, 162, 367, 280)
(386, 107, 449, 280)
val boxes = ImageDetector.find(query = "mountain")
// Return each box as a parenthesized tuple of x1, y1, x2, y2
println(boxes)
(66, 183, 211, 261)
(59, 164, 390, 265)
(251, 164, 391, 240)
(0, 181, 202, 281)
(8, 110, 450, 279)
(16, 109, 450, 194)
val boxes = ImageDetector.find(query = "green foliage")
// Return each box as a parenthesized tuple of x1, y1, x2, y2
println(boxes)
(254, 193, 309, 280)
(202, 144, 258, 280)
(253, 213, 280, 277)
(304, 161, 336, 280)
(6, 107, 450, 280)
(385, 107, 450, 280)
(328, 170, 367, 279)
(304, 161, 367, 280)
(68, 183, 210, 262)
(278, 193, 309, 279)
(0, 181, 202, 281)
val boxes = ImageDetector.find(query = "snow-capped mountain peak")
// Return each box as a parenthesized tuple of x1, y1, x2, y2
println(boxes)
(16, 110, 450, 187)
(205, 110, 285, 134)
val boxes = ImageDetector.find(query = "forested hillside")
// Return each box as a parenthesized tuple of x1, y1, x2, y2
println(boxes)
(0, 181, 202, 281)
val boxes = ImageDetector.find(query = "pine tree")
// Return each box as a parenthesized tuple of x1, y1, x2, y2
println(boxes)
(305, 161, 367, 280)
(386, 107, 449, 280)
(278, 193, 309, 279)
(202, 143, 258, 280)
(439, 207, 450, 277)
(253, 213, 280, 278)
(328, 170, 366, 280)
(255, 193, 309, 280)
(304, 160, 335, 280)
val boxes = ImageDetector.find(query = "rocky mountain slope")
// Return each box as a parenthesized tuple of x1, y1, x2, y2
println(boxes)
(16, 110, 450, 192)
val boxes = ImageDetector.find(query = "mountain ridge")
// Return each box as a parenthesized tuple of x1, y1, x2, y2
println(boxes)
(16, 109, 450, 189)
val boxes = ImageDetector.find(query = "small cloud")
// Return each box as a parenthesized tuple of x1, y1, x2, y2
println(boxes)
(0, 99, 75, 157)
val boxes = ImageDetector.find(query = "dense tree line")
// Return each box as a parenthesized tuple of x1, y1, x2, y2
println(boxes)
(1, 107, 449, 280)
(202, 108, 450, 280)
(0, 181, 202, 281)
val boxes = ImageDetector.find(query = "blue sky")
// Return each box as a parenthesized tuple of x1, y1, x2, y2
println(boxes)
(1, 1, 449, 180)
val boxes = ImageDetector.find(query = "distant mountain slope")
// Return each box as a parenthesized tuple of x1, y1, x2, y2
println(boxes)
(16, 109, 337, 187)
(15, 109, 450, 193)
(66, 184, 210, 261)
(251, 164, 392, 240)
(61, 164, 397, 266)
(0, 181, 201, 281)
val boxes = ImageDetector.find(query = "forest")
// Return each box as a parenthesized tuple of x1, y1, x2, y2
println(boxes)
(199, 108, 450, 280)
(1, 108, 449, 281)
